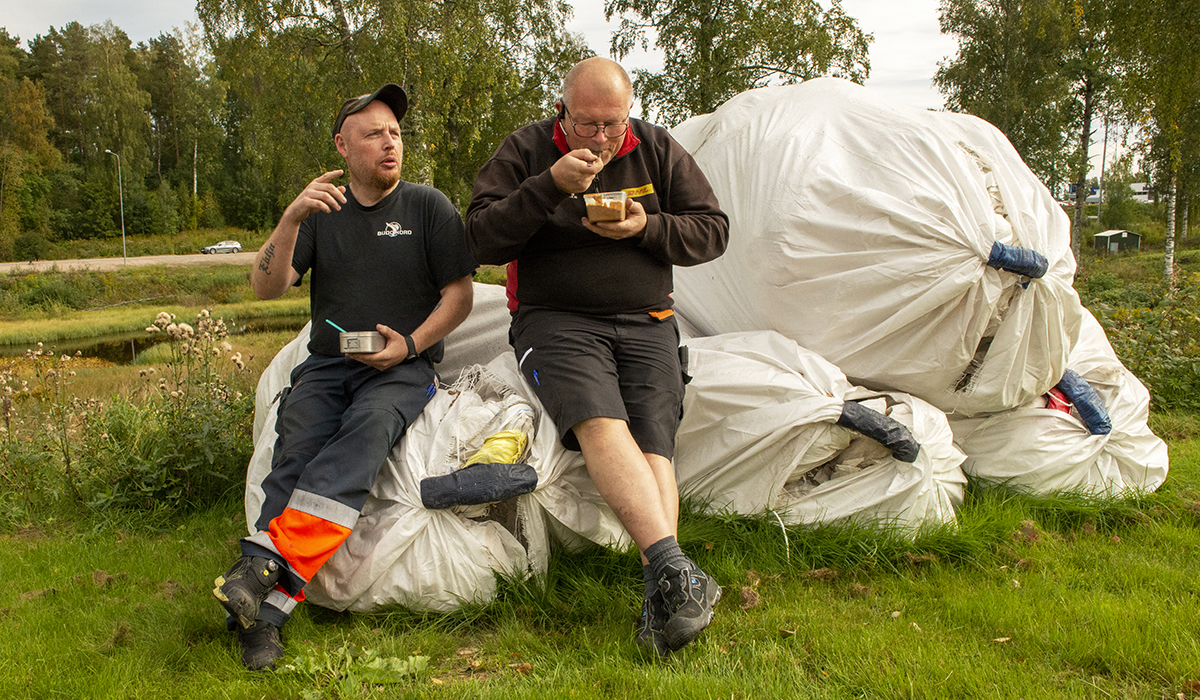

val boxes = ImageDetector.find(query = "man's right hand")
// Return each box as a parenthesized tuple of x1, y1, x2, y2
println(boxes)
(550, 149, 602, 194)
(281, 170, 348, 226)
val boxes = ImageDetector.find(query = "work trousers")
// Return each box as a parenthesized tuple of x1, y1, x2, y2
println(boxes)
(239, 353, 436, 627)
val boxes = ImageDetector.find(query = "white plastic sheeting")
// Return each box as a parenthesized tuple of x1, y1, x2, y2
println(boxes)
(245, 282, 624, 611)
(670, 78, 1084, 417)
(948, 311, 1169, 494)
(674, 331, 968, 529)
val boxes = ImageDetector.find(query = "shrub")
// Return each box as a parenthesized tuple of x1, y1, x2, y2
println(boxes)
(13, 232, 50, 261)
(83, 310, 253, 512)
(1088, 271, 1200, 411)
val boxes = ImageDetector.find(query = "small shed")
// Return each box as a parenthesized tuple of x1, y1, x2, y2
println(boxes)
(1094, 229, 1141, 253)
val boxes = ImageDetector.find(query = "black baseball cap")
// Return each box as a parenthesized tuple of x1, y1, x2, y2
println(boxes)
(332, 84, 408, 138)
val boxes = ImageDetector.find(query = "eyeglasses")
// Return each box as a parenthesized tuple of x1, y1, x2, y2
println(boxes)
(563, 106, 629, 139)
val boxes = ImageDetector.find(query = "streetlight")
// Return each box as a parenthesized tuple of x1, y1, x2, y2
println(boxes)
(104, 149, 127, 265)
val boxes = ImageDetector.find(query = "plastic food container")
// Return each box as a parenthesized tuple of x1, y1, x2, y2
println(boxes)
(584, 191, 628, 222)
(339, 331, 385, 354)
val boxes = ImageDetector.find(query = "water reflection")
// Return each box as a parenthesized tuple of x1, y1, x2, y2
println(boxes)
(0, 315, 308, 365)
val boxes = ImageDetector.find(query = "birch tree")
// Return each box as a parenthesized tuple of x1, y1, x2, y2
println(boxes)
(606, 0, 871, 125)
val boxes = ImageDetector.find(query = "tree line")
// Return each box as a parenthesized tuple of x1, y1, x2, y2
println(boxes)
(936, 0, 1200, 279)
(0, 0, 871, 264)
(0, 0, 1194, 274)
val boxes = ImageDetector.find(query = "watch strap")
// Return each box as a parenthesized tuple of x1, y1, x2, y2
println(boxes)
(403, 334, 418, 361)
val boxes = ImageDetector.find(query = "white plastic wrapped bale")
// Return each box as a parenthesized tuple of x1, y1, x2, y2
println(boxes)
(674, 331, 968, 530)
(245, 324, 626, 612)
(948, 310, 1169, 495)
(669, 79, 1084, 417)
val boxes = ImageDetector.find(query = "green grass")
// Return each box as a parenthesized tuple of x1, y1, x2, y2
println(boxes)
(0, 297, 310, 347)
(2, 439, 1199, 698)
(1, 231, 1198, 697)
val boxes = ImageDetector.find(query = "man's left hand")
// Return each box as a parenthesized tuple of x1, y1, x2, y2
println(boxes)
(346, 324, 411, 370)
(582, 200, 647, 240)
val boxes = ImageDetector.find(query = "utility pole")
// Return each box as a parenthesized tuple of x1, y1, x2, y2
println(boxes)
(104, 149, 127, 265)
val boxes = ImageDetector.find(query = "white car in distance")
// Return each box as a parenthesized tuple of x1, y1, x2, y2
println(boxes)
(200, 240, 242, 254)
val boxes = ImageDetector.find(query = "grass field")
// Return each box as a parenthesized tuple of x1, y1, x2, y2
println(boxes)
(3, 438, 1199, 699)
(1, 238, 1199, 698)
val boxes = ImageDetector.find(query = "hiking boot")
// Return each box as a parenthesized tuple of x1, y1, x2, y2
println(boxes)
(658, 564, 722, 651)
(238, 620, 284, 671)
(214, 555, 282, 629)
(635, 589, 671, 658)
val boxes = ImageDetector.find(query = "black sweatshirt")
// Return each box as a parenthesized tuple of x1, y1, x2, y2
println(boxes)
(466, 117, 728, 314)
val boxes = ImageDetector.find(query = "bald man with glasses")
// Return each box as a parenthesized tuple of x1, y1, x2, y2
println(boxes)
(466, 57, 729, 657)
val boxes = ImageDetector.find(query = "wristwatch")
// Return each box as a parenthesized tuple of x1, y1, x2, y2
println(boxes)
(402, 334, 419, 363)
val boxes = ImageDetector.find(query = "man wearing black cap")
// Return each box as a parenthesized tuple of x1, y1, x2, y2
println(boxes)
(211, 84, 476, 670)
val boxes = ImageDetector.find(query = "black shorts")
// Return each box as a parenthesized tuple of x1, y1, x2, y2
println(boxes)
(511, 306, 686, 458)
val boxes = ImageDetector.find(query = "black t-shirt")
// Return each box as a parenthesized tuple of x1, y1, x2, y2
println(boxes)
(293, 181, 476, 359)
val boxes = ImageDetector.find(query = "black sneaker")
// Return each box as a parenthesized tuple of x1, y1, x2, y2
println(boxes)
(238, 620, 283, 671)
(658, 565, 721, 651)
(214, 556, 282, 629)
(635, 589, 671, 658)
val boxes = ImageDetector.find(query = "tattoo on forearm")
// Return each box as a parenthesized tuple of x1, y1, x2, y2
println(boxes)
(259, 242, 275, 274)
(433, 301, 443, 313)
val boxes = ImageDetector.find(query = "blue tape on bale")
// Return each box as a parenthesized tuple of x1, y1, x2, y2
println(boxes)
(987, 240, 1049, 279)
(835, 401, 921, 463)
(1055, 369, 1112, 435)
(420, 462, 539, 510)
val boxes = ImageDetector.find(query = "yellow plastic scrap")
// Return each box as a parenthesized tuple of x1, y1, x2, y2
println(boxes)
(462, 430, 528, 468)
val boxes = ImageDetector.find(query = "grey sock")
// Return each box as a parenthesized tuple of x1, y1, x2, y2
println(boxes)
(644, 536, 691, 584)
(643, 564, 657, 599)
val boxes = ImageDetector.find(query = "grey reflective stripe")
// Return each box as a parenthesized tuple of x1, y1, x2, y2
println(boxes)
(245, 531, 283, 556)
(288, 489, 361, 530)
(264, 589, 299, 614)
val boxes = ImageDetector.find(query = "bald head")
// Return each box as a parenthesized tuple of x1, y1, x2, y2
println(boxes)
(562, 57, 632, 110)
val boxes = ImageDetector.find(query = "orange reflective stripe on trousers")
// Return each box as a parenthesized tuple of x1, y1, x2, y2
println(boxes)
(268, 507, 353, 582)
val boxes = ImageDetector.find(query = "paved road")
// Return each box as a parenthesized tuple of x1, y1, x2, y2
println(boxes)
(0, 251, 256, 274)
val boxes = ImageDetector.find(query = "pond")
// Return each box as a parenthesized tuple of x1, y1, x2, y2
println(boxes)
(0, 315, 309, 365)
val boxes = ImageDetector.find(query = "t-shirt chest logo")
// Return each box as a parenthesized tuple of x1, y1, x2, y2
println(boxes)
(377, 221, 413, 237)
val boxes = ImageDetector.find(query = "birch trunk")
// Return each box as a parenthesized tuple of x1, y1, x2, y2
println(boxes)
(1164, 173, 1176, 287)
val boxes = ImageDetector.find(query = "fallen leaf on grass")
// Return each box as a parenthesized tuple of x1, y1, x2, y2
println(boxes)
(431, 678, 444, 686)
(993, 637, 1011, 643)
(891, 611, 901, 619)
(1110, 535, 1121, 544)
(515, 662, 532, 675)
(909, 622, 922, 632)
(704, 542, 714, 551)
(779, 629, 796, 638)
(1016, 520, 1040, 543)
(1182, 680, 1200, 693)
(739, 586, 760, 610)
(801, 567, 838, 582)
(456, 647, 479, 657)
